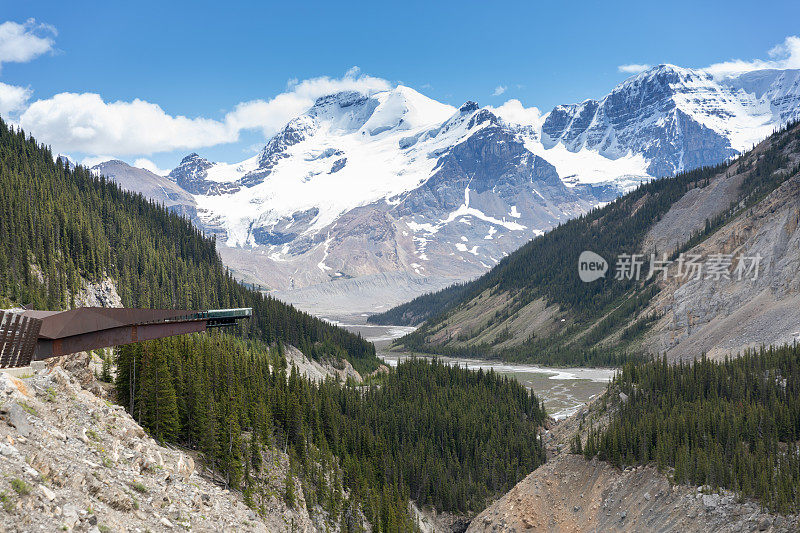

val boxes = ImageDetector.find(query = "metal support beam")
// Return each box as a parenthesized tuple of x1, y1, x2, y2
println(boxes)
(33, 320, 208, 360)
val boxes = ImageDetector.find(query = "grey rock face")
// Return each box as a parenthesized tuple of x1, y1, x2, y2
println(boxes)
(643, 130, 800, 361)
(251, 207, 320, 246)
(168, 153, 221, 194)
(92, 159, 199, 222)
(6, 403, 34, 437)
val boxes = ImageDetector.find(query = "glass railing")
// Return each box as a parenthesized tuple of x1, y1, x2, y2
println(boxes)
(177, 308, 253, 321)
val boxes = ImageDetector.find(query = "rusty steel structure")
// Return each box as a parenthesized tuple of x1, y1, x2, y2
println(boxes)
(0, 307, 252, 369)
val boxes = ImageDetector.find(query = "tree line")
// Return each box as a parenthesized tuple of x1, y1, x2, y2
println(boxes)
(115, 333, 548, 530)
(581, 345, 800, 514)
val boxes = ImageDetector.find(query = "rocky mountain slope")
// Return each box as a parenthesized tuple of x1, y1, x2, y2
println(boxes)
(469, 445, 797, 532)
(641, 138, 800, 360)
(468, 381, 799, 533)
(0, 363, 324, 533)
(91, 159, 199, 224)
(383, 121, 800, 365)
(94, 66, 800, 314)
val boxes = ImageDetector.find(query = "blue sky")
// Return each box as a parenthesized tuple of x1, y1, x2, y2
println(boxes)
(1, 0, 799, 172)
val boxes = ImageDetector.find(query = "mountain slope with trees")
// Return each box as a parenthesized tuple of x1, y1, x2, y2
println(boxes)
(582, 344, 800, 514)
(115, 333, 547, 530)
(0, 118, 377, 373)
(379, 121, 800, 366)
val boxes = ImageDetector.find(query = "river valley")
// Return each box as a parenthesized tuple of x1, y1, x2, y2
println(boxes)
(328, 315, 616, 420)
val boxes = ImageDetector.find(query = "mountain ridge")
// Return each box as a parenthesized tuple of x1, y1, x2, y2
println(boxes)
(378, 120, 800, 365)
(95, 65, 800, 314)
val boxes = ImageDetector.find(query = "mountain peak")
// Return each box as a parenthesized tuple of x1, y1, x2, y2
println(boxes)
(459, 101, 480, 113)
(92, 159, 127, 167)
(623, 64, 708, 87)
(651, 63, 683, 72)
(179, 152, 204, 165)
(362, 86, 455, 134)
(311, 90, 370, 110)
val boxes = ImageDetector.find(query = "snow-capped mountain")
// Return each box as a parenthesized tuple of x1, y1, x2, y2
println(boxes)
(169, 87, 608, 311)
(160, 66, 800, 313)
(541, 65, 800, 177)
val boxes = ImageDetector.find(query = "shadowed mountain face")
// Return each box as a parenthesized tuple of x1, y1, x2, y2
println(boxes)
(107, 66, 800, 314)
(542, 66, 800, 176)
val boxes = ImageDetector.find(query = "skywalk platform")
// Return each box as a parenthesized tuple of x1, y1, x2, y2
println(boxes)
(0, 307, 252, 369)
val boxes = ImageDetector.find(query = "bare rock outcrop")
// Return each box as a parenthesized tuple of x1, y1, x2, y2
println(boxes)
(0, 365, 320, 532)
(284, 345, 363, 383)
(74, 277, 123, 309)
(468, 394, 798, 533)
(467, 454, 797, 533)
(644, 172, 800, 361)
(634, 128, 800, 361)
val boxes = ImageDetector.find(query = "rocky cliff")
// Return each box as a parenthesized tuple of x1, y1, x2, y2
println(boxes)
(0, 360, 347, 532)
(641, 133, 800, 360)
(468, 454, 797, 533)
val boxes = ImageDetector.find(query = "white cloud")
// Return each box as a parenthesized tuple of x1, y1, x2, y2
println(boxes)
(19, 68, 392, 156)
(225, 68, 391, 138)
(488, 99, 543, 128)
(0, 19, 56, 72)
(134, 157, 170, 176)
(492, 85, 507, 96)
(20, 93, 235, 155)
(704, 35, 800, 78)
(0, 81, 31, 116)
(617, 64, 651, 74)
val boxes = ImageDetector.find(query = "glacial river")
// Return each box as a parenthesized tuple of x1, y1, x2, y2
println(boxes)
(328, 316, 616, 420)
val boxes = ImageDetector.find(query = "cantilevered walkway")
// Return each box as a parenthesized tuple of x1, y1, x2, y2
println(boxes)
(0, 307, 252, 369)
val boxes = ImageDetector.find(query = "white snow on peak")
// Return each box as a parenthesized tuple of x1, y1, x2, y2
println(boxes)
(194, 87, 489, 247)
(360, 85, 455, 135)
(204, 154, 261, 183)
(663, 67, 786, 151)
(525, 141, 651, 186)
(528, 64, 800, 184)
(187, 69, 800, 248)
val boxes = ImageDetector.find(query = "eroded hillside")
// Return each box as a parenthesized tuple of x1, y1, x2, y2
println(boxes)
(0, 361, 322, 532)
